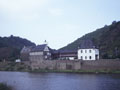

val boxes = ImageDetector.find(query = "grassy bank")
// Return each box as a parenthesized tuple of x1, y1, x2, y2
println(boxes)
(0, 62, 120, 74)
(0, 83, 12, 90)
(30, 69, 120, 74)
(0, 62, 31, 72)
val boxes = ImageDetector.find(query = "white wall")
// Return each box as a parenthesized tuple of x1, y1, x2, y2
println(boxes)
(69, 57, 75, 60)
(30, 52, 43, 56)
(78, 49, 99, 60)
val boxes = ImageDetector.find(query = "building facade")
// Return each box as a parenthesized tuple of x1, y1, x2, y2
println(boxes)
(78, 39, 99, 60)
(59, 50, 77, 60)
(29, 44, 51, 61)
(20, 46, 34, 61)
(51, 50, 77, 60)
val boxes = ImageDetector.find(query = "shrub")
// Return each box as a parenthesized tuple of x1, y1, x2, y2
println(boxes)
(0, 83, 12, 90)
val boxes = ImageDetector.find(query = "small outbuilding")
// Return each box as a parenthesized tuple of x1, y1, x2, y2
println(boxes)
(51, 50, 77, 60)
(15, 59, 21, 63)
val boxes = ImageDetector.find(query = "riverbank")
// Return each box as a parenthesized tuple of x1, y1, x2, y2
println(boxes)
(30, 69, 120, 74)
(1, 67, 120, 74)
(0, 62, 31, 72)
(1, 61, 120, 74)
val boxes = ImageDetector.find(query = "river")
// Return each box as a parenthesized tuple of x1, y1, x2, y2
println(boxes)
(0, 71, 120, 90)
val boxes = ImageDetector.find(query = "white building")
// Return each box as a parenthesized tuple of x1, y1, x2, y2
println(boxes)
(78, 39, 99, 60)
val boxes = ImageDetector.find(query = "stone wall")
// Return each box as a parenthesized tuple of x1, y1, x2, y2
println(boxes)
(30, 59, 120, 71)
(30, 60, 81, 70)
(81, 59, 120, 70)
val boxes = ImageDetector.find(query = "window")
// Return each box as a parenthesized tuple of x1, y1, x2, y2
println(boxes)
(81, 50, 83, 53)
(89, 56, 92, 59)
(47, 52, 50, 55)
(89, 50, 92, 53)
(45, 56, 47, 59)
(85, 56, 87, 60)
(81, 56, 83, 60)
(85, 50, 87, 53)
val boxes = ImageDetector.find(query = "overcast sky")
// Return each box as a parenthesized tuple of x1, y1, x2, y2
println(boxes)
(0, 0, 120, 49)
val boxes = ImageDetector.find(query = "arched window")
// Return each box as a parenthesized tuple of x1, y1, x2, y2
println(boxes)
(89, 56, 92, 59)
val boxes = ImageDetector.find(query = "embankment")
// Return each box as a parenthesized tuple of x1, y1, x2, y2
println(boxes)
(30, 59, 120, 72)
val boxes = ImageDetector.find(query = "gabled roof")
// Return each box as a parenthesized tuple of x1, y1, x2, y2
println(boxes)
(21, 46, 34, 53)
(79, 39, 96, 49)
(31, 44, 47, 52)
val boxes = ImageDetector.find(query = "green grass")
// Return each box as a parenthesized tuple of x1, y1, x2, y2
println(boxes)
(1, 62, 120, 74)
(0, 62, 31, 72)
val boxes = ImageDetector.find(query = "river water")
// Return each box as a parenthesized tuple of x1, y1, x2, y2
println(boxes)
(0, 71, 120, 90)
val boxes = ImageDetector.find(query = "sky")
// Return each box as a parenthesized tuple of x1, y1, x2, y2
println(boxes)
(0, 0, 120, 49)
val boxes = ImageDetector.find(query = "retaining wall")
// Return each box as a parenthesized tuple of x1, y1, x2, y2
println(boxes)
(81, 59, 120, 70)
(30, 59, 120, 71)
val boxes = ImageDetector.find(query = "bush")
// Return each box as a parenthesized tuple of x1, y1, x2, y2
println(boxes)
(0, 83, 12, 90)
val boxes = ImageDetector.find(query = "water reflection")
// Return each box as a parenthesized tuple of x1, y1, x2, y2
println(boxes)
(0, 71, 120, 90)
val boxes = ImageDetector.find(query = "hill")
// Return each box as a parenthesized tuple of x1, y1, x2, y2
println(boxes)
(0, 35, 35, 61)
(59, 21, 120, 59)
